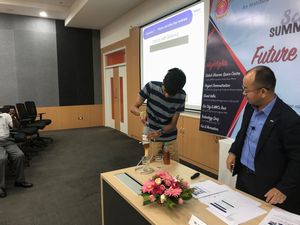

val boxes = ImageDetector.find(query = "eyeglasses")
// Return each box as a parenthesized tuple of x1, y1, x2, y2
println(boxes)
(242, 86, 269, 94)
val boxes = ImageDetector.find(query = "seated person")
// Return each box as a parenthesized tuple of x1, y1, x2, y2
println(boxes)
(0, 110, 33, 198)
(9, 108, 20, 129)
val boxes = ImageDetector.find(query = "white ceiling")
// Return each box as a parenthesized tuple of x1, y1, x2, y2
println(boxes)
(0, 0, 146, 29)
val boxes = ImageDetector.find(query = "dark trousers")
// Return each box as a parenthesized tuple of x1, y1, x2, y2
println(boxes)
(236, 164, 300, 215)
(236, 165, 257, 197)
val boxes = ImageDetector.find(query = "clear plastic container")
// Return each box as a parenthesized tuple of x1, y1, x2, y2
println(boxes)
(142, 123, 150, 145)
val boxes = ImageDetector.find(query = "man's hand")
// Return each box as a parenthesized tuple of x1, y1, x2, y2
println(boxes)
(264, 188, 287, 204)
(147, 130, 161, 141)
(139, 111, 147, 125)
(226, 153, 236, 172)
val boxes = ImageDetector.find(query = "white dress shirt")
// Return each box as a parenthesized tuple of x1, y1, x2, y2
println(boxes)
(0, 113, 13, 139)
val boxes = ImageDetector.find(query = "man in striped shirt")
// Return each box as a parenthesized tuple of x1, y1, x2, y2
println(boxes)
(131, 68, 186, 161)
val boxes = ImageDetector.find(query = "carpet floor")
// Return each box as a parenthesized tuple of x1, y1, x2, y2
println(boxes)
(0, 127, 143, 225)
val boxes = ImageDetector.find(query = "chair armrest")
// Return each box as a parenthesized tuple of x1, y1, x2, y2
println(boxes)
(38, 112, 45, 120)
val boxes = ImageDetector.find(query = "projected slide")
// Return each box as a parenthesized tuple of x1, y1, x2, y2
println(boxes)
(140, 1, 207, 111)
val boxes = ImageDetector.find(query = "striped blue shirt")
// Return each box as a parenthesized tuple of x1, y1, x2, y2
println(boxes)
(140, 81, 186, 142)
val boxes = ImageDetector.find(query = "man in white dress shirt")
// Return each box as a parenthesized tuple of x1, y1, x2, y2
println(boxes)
(0, 110, 33, 198)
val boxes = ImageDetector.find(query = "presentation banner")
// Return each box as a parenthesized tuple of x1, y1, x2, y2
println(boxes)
(200, 0, 300, 137)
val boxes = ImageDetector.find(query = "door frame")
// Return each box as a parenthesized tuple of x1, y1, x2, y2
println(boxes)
(103, 47, 128, 134)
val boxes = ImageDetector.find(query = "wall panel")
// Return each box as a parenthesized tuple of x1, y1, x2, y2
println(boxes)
(0, 14, 59, 106)
(0, 27, 16, 104)
(14, 28, 59, 106)
(56, 20, 95, 106)
(37, 104, 103, 131)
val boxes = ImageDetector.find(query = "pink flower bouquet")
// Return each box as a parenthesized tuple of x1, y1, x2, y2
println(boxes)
(141, 171, 195, 209)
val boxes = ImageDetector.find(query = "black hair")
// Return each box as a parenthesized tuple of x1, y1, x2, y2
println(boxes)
(248, 65, 276, 91)
(163, 68, 186, 96)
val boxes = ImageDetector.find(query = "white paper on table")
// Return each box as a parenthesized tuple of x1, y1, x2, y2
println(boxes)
(201, 189, 266, 224)
(191, 180, 230, 199)
(207, 204, 266, 225)
(208, 200, 239, 217)
(188, 215, 207, 225)
(259, 208, 300, 225)
(207, 207, 239, 225)
(200, 188, 261, 208)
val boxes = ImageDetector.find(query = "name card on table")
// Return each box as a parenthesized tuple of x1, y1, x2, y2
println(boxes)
(189, 215, 207, 225)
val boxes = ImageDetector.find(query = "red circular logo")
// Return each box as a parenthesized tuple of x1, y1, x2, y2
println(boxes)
(215, 0, 229, 18)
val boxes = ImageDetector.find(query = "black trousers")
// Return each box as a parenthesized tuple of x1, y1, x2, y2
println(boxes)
(236, 164, 257, 196)
(236, 164, 300, 215)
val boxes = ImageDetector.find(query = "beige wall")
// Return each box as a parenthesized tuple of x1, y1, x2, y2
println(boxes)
(37, 104, 103, 131)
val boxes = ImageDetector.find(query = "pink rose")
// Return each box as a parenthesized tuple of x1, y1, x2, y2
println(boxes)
(153, 187, 163, 195)
(159, 184, 166, 191)
(178, 198, 184, 205)
(149, 195, 156, 202)
(164, 179, 172, 186)
(182, 181, 189, 188)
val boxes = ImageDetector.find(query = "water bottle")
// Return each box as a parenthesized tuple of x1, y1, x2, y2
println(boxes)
(163, 142, 170, 165)
(142, 122, 150, 157)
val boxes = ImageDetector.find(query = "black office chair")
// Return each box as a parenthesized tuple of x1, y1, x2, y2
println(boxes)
(25, 101, 53, 144)
(16, 102, 53, 144)
(25, 101, 51, 126)
(15, 103, 51, 146)
(15, 103, 46, 128)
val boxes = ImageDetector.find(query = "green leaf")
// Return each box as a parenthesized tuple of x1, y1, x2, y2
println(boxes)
(164, 198, 176, 209)
(143, 200, 152, 206)
(180, 189, 194, 200)
(142, 194, 150, 200)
